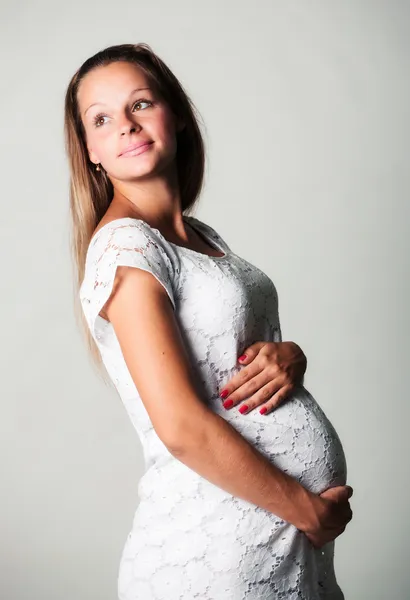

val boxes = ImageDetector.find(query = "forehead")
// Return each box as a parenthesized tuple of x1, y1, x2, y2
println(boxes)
(78, 62, 151, 114)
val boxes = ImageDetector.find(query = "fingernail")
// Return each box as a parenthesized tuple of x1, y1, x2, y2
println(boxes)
(260, 407, 267, 415)
(219, 389, 229, 399)
(238, 354, 247, 362)
(223, 399, 234, 409)
(239, 404, 249, 414)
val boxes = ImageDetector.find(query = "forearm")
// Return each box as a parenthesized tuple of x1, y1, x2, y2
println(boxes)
(168, 409, 320, 532)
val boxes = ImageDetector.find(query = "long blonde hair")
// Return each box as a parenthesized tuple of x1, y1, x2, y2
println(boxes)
(64, 42, 207, 383)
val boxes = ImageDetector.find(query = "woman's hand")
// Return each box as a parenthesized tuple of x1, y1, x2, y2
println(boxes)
(303, 485, 354, 549)
(218, 341, 307, 415)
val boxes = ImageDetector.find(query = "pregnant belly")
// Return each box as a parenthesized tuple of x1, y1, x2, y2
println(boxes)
(127, 386, 347, 599)
(129, 385, 347, 599)
(213, 384, 348, 495)
(137, 385, 347, 505)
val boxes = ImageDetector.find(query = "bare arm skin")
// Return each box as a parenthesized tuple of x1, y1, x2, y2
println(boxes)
(103, 265, 322, 533)
(169, 410, 319, 532)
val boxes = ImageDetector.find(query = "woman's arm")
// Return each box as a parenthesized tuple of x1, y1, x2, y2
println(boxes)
(169, 410, 319, 532)
(104, 264, 321, 533)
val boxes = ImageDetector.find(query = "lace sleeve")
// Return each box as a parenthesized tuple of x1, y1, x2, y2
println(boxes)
(80, 221, 176, 343)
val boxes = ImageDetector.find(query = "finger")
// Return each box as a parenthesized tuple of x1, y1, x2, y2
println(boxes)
(237, 342, 267, 364)
(238, 383, 294, 415)
(336, 502, 353, 526)
(257, 384, 294, 415)
(219, 363, 267, 403)
(222, 373, 285, 411)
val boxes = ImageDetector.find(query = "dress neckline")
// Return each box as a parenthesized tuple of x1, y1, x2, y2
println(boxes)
(89, 215, 230, 261)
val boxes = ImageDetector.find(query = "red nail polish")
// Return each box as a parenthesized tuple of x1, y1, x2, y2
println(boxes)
(238, 354, 247, 362)
(239, 404, 248, 414)
(220, 389, 229, 399)
(223, 399, 234, 409)
(260, 407, 267, 415)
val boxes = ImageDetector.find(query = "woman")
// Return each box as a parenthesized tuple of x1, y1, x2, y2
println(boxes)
(66, 43, 353, 599)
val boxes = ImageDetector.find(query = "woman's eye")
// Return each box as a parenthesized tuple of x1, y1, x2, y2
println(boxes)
(93, 99, 153, 128)
(93, 114, 107, 127)
(133, 99, 152, 111)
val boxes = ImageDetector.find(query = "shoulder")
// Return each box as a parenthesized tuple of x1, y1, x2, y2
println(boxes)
(80, 218, 179, 341)
(88, 217, 165, 254)
(86, 217, 177, 273)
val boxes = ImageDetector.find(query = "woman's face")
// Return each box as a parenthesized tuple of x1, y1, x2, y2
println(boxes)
(78, 61, 182, 180)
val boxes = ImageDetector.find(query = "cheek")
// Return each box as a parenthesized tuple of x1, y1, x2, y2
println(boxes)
(158, 121, 179, 153)
(89, 130, 115, 157)
(155, 108, 178, 138)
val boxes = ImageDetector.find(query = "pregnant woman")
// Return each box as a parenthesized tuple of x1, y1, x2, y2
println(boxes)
(66, 43, 353, 599)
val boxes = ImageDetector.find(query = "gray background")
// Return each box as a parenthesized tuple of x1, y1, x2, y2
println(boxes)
(2, 1, 409, 598)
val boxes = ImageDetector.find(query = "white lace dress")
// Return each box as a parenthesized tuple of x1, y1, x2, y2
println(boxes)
(79, 215, 347, 600)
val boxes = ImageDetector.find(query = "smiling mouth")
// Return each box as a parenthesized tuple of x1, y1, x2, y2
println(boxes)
(120, 142, 154, 157)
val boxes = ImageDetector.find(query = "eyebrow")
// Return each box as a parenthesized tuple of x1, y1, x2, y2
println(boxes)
(84, 87, 151, 117)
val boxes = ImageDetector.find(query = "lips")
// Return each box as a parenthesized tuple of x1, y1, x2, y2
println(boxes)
(119, 141, 153, 157)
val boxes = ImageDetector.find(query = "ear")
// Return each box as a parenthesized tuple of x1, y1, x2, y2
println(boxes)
(88, 147, 100, 165)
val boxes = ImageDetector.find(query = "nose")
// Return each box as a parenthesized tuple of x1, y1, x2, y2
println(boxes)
(120, 123, 140, 136)
(119, 115, 142, 136)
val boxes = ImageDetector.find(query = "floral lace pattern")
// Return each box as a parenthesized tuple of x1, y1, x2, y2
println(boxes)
(79, 216, 347, 599)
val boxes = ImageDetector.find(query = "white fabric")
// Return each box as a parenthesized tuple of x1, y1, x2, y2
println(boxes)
(79, 215, 347, 599)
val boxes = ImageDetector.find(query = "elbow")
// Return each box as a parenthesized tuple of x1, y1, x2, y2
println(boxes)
(160, 412, 208, 455)
(160, 424, 196, 456)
